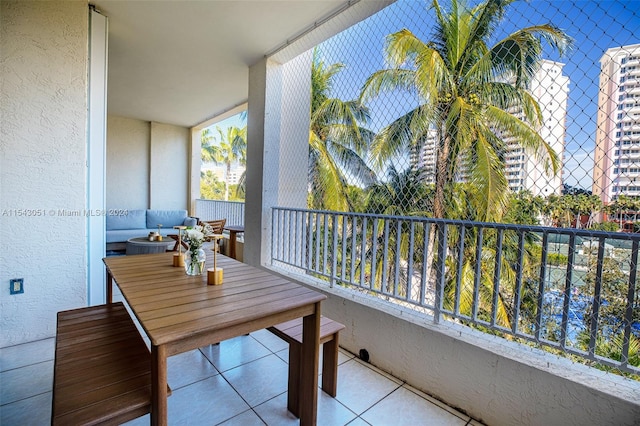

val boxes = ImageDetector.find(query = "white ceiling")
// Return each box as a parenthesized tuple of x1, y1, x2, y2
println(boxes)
(92, 0, 391, 128)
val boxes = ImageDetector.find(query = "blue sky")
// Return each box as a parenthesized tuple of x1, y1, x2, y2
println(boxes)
(209, 0, 640, 190)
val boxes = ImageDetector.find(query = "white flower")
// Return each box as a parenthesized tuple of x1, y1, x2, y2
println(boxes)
(186, 228, 204, 242)
(182, 225, 214, 250)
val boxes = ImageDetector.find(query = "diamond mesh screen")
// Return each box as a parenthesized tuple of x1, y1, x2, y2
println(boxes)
(270, 0, 640, 379)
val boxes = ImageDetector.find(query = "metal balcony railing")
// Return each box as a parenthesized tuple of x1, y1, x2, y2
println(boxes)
(271, 207, 640, 376)
(195, 199, 245, 226)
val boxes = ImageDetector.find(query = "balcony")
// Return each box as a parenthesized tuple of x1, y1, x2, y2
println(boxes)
(189, 200, 640, 424)
(1, 313, 476, 425)
(3, 2, 640, 425)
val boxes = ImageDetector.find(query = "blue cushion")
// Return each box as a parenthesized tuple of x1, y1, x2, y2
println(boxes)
(183, 217, 197, 227)
(106, 209, 147, 230)
(146, 209, 188, 229)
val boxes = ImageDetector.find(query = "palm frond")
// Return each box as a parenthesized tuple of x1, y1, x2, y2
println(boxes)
(486, 104, 560, 175)
(359, 69, 418, 104)
(369, 107, 431, 171)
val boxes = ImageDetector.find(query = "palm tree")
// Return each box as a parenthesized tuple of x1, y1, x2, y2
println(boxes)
(202, 125, 247, 201)
(503, 190, 545, 225)
(309, 48, 377, 211)
(364, 165, 432, 217)
(360, 166, 433, 295)
(359, 0, 571, 223)
(360, 0, 571, 316)
(544, 193, 573, 228)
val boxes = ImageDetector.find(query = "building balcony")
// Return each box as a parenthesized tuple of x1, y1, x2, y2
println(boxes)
(184, 201, 640, 424)
(3, 2, 640, 425)
(0, 302, 476, 425)
(3, 206, 639, 424)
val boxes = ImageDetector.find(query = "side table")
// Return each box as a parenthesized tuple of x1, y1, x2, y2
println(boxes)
(224, 225, 244, 260)
(126, 237, 174, 255)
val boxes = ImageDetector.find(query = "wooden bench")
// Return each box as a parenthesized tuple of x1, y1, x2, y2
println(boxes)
(268, 316, 345, 417)
(52, 302, 165, 426)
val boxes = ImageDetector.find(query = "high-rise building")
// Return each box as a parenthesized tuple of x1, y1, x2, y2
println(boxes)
(414, 129, 437, 183)
(593, 44, 640, 206)
(416, 60, 569, 196)
(506, 60, 569, 196)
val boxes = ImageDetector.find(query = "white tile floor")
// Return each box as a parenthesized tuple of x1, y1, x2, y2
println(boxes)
(0, 299, 481, 425)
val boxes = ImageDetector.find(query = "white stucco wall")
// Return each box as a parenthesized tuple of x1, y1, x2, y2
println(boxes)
(106, 115, 150, 209)
(150, 122, 189, 209)
(0, 1, 89, 346)
(106, 116, 189, 210)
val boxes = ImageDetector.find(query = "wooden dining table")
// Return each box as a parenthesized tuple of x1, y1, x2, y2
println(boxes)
(103, 251, 326, 426)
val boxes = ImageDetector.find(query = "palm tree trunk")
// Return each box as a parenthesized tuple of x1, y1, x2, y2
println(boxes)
(423, 129, 451, 298)
(225, 162, 231, 201)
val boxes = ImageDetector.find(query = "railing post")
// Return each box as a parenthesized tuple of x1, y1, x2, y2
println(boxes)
(621, 240, 638, 367)
(434, 223, 447, 325)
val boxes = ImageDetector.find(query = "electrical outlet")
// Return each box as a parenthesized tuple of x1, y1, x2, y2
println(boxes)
(10, 278, 24, 295)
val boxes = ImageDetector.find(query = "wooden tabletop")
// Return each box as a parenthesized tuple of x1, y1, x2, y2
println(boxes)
(104, 252, 325, 352)
(104, 252, 326, 425)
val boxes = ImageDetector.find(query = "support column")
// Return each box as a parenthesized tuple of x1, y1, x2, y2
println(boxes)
(245, 52, 312, 267)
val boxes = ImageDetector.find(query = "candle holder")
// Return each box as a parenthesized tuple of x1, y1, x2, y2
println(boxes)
(207, 234, 225, 285)
(172, 226, 187, 267)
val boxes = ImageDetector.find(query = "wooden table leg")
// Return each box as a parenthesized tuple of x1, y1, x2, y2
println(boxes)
(106, 270, 113, 304)
(151, 344, 168, 426)
(229, 230, 237, 259)
(299, 302, 321, 426)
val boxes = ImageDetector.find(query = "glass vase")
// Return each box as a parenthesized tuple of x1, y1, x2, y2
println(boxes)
(184, 248, 206, 276)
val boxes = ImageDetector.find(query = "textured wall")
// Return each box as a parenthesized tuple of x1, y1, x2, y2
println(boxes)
(0, 1, 89, 346)
(106, 117, 189, 210)
(106, 115, 151, 209)
(150, 122, 189, 210)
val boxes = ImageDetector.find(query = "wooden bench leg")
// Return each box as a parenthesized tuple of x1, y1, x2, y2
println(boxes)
(287, 343, 301, 417)
(321, 333, 339, 397)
